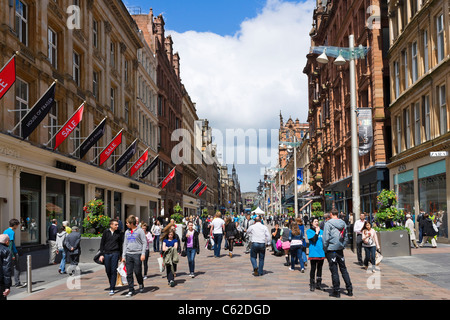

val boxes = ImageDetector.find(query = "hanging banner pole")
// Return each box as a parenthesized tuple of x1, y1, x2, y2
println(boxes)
(8, 80, 57, 135)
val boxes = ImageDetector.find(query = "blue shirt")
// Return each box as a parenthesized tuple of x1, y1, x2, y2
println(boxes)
(307, 228, 325, 258)
(3, 228, 17, 254)
(163, 239, 178, 248)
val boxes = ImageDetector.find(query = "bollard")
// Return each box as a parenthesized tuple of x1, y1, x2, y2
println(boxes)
(27, 255, 32, 293)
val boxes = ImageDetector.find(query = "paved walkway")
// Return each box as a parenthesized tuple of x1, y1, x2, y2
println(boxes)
(9, 227, 450, 301)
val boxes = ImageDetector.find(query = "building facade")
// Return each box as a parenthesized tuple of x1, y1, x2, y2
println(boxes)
(387, 0, 449, 241)
(277, 114, 310, 214)
(133, 10, 184, 217)
(304, 0, 391, 216)
(0, 0, 161, 249)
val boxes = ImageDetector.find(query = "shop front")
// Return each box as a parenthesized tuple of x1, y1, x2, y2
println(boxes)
(391, 158, 449, 242)
(0, 134, 161, 250)
(325, 166, 389, 221)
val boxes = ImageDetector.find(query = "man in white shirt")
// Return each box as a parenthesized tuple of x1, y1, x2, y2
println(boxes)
(246, 217, 271, 276)
(353, 212, 366, 266)
(209, 212, 225, 258)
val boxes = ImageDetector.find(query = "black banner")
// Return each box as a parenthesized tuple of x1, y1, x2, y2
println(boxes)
(21, 82, 56, 139)
(140, 155, 159, 179)
(79, 118, 106, 159)
(115, 139, 137, 172)
(358, 108, 373, 156)
(194, 181, 204, 196)
(187, 177, 200, 193)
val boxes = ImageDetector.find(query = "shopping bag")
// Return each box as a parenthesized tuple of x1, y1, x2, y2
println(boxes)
(157, 256, 165, 272)
(116, 272, 124, 287)
(375, 250, 383, 266)
(276, 239, 282, 251)
(210, 236, 215, 247)
(117, 261, 128, 285)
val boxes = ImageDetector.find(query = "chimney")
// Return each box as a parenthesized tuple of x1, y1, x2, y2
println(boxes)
(165, 35, 173, 66)
(173, 52, 180, 79)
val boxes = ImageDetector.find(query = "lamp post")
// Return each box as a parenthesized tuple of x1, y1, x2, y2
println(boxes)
(311, 35, 368, 221)
(280, 133, 301, 218)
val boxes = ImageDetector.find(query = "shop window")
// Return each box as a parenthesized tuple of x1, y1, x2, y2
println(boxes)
(20, 172, 41, 245)
(70, 182, 84, 229)
(46, 177, 66, 237)
(418, 160, 447, 238)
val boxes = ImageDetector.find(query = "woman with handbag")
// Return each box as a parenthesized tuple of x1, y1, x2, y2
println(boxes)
(225, 216, 238, 258)
(182, 221, 200, 277)
(280, 221, 291, 266)
(361, 221, 380, 272)
(288, 223, 305, 273)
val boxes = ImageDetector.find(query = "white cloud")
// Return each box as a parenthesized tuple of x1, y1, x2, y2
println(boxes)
(169, 0, 315, 191)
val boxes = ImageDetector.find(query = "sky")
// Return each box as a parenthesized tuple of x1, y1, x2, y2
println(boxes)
(126, 0, 316, 193)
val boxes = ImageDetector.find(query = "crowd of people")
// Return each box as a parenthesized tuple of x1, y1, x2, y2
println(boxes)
(0, 206, 442, 300)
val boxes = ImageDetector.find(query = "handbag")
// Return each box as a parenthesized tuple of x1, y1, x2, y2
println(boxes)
(375, 249, 383, 265)
(276, 239, 282, 251)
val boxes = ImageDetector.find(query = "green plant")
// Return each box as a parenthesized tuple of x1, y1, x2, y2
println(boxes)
(311, 201, 324, 219)
(170, 213, 184, 224)
(82, 199, 109, 235)
(374, 189, 404, 229)
(201, 208, 208, 218)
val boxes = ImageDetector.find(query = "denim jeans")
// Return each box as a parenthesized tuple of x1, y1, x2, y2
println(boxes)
(290, 245, 305, 270)
(326, 250, 352, 292)
(186, 247, 196, 274)
(104, 252, 120, 291)
(213, 233, 223, 257)
(125, 253, 143, 292)
(58, 248, 66, 273)
(153, 235, 160, 252)
(363, 246, 376, 267)
(250, 242, 266, 276)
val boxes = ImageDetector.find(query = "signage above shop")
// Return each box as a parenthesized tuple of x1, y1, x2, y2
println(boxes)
(56, 161, 76, 173)
(129, 183, 139, 190)
(430, 151, 448, 157)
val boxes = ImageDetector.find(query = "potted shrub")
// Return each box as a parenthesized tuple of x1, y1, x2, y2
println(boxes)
(373, 189, 410, 257)
(171, 203, 184, 239)
(311, 202, 324, 220)
(80, 198, 110, 263)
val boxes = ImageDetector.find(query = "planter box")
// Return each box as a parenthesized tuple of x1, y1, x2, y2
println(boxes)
(376, 230, 411, 257)
(80, 237, 102, 263)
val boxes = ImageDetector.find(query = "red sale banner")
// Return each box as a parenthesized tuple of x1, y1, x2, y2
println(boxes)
(0, 56, 16, 100)
(54, 103, 84, 150)
(130, 149, 149, 177)
(99, 130, 123, 165)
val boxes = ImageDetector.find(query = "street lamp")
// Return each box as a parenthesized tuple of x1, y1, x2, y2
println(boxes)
(311, 35, 369, 221)
(280, 134, 301, 218)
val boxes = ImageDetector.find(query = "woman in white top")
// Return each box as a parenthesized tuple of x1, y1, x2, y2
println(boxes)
(405, 214, 418, 248)
(209, 212, 225, 258)
(361, 221, 380, 272)
(151, 220, 162, 252)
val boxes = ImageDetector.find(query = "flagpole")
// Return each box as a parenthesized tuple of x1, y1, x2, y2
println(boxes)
(110, 138, 138, 170)
(44, 101, 85, 147)
(71, 117, 107, 156)
(0, 51, 19, 74)
(8, 80, 57, 134)
(126, 148, 149, 175)
(91, 129, 123, 164)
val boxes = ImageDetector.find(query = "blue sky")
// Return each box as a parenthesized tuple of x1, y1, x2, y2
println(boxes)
(124, 0, 316, 193)
(125, 0, 291, 36)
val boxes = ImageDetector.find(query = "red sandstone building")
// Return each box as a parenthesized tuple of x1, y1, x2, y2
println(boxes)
(133, 10, 184, 216)
(303, 0, 391, 216)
